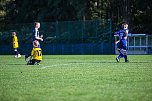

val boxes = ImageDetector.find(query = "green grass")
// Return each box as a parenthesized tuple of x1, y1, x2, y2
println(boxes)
(0, 55, 152, 101)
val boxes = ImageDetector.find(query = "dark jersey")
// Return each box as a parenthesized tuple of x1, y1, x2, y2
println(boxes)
(114, 29, 128, 40)
(32, 28, 40, 41)
(114, 29, 129, 50)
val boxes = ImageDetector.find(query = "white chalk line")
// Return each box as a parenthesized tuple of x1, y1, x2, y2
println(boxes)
(41, 63, 91, 69)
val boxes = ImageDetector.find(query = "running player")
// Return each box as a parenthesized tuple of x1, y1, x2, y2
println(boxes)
(12, 32, 21, 58)
(114, 23, 129, 62)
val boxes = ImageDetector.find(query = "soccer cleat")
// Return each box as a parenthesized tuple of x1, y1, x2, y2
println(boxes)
(15, 55, 18, 58)
(116, 57, 120, 62)
(27, 60, 32, 65)
(34, 62, 40, 65)
(18, 54, 21, 58)
(125, 60, 129, 62)
(27, 61, 30, 65)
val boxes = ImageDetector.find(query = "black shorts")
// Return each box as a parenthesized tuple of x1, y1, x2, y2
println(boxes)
(27, 59, 41, 65)
(120, 40, 128, 50)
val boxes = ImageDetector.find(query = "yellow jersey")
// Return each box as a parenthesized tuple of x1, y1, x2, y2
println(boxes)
(13, 35, 19, 48)
(31, 48, 42, 60)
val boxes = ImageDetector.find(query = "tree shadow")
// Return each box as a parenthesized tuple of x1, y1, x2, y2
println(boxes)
(69, 61, 151, 64)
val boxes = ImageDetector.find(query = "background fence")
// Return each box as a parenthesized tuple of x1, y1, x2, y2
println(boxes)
(0, 19, 115, 55)
(115, 34, 152, 54)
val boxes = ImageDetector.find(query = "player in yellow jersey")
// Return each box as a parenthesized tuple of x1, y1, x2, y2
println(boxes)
(26, 40, 42, 65)
(12, 32, 21, 58)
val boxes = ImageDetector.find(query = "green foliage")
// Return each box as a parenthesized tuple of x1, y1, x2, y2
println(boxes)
(0, 55, 152, 101)
(0, 0, 152, 33)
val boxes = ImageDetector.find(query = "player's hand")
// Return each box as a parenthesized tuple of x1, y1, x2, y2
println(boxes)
(40, 38, 43, 41)
(40, 35, 43, 38)
(115, 40, 119, 44)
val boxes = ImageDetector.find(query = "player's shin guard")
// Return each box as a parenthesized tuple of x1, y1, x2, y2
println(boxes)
(123, 50, 128, 62)
(124, 55, 128, 62)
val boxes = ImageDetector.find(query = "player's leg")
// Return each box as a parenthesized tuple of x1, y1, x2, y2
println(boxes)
(25, 54, 31, 61)
(14, 48, 20, 58)
(122, 40, 129, 62)
(27, 59, 35, 65)
(26, 56, 32, 65)
(14, 48, 17, 57)
(27, 59, 41, 65)
(123, 51, 128, 62)
(116, 49, 124, 62)
(17, 48, 21, 58)
(34, 60, 41, 65)
(123, 48, 129, 62)
(31, 59, 41, 65)
(116, 41, 124, 62)
(14, 48, 21, 58)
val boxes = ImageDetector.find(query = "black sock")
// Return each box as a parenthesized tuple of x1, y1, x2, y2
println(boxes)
(124, 55, 128, 61)
(14, 51, 17, 55)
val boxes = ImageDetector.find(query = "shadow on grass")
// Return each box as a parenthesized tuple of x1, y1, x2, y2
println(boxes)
(69, 61, 151, 64)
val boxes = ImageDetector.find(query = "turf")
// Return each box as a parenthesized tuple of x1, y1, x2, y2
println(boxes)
(0, 55, 152, 101)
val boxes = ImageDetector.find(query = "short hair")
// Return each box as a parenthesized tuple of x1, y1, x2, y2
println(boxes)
(34, 22, 40, 26)
(122, 23, 128, 29)
(12, 32, 16, 35)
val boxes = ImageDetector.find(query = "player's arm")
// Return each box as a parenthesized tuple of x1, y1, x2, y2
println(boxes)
(124, 30, 129, 39)
(35, 36, 43, 41)
(40, 34, 43, 38)
(114, 31, 119, 36)
(115, 40, 120, 44)
(114, 31, 120, 44)
(34, 30, 43, 41)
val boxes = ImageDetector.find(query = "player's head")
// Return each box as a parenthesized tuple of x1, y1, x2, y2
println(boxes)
(33, 40, 39, 48)
(122, 23, 128, 29)
(34, 22, 40, 29)
(12, 32, 16, 36)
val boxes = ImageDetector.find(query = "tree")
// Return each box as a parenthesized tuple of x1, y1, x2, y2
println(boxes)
(0, 0, 152, 34)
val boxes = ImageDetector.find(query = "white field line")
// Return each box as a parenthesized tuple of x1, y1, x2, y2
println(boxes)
(41, 63, 90, 69)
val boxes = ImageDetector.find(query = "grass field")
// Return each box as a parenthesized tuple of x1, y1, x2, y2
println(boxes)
(0, 55, 152, 101)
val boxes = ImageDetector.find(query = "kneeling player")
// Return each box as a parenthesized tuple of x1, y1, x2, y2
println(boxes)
(25, 40, 42, 65)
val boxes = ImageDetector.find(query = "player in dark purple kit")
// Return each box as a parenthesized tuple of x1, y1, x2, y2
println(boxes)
(114, 23, 129, 62)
